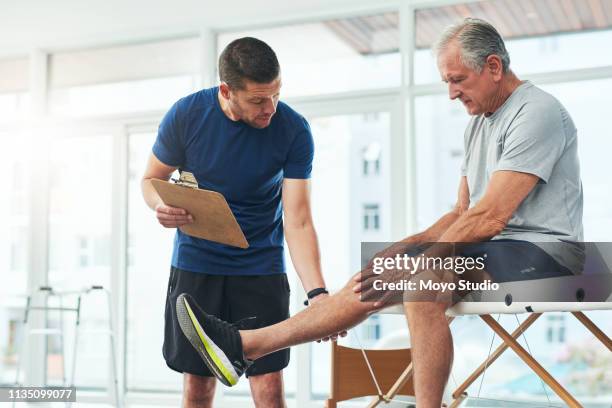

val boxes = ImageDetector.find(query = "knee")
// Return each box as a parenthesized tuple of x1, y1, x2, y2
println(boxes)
(250, 373, 286, 408)
(183, 374, 216, 406)
(403, 301, 447, 322)
(254, 391, 285, 408)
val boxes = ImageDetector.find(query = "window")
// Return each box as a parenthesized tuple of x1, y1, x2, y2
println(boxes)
(49, 76, 197, 117)
(218, 12, 400, 97)
(0, 57, 28, 92)
(363, 204, 380, 231)
(126, 131, 181, 392)
(546, 315, 566, 343)
(540, 79, 612, 241)
(362, 314, 382, 342)
(0, 92, 30, 122)
(362, 142, 381, 176)
(47, 133, 113, 389)
(306, 112, 392, 398)
(414, 94, 470, 230)
(0, 130, 29, 385)
(78, 236, 90, 267)
(0, 57, 30, 122)
(547, 327, 554, 343)
(48, 38, 201, 116)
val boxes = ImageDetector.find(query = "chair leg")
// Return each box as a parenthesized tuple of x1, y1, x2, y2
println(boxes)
(571, 312, 612, 351)
(325, 399, 337, 408)
(366, 394, 385, 408)
(451, 313, 541, 400)
(366, 362, 414, 407)
(447, 392, 467, 408)
(382, 362, 413, 401)
(480, 315, 582, 407)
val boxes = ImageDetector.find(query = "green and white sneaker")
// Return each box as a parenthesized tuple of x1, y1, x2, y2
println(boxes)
(176, 293, 253, 386)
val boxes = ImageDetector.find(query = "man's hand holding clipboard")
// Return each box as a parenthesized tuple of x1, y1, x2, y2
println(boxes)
(149, 172, 249, 249)
(155, 202, 194, 228)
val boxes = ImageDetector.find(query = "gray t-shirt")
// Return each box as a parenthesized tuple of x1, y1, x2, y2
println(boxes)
(461, 81, 584, 272)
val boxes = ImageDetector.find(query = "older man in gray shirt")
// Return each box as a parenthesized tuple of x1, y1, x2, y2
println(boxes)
(460, 68, 583, 275)
(172, 18, 584, 408)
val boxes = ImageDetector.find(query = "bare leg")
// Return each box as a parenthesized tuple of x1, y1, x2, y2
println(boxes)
(182, 374, 216, 408)
(241, 276, 380, 360)
(404, 302, 453, 408)
(239, 269, 456, 407)
(249, 371, 286, 408)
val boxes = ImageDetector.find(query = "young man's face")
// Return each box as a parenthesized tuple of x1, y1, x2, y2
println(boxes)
(223, 78, 281, 129)
(437, 42, 499, 116)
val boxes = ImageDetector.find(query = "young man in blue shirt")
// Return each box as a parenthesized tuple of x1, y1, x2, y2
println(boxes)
(141, 37, 334, 408)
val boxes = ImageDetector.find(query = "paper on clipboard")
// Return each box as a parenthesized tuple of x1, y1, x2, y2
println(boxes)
(150, 172, 249, 249)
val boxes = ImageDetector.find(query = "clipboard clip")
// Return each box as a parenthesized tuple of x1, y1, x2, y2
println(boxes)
(171, 171, 199, 189)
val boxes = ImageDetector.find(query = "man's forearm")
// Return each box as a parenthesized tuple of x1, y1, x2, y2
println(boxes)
(284, 223, 325, 292)
(407, 210, 463, 244)
(438, 206, 504, 243)
(365, 210, 463, 270)
(141, 178, 164, 211)
(420, 209, 505, 259)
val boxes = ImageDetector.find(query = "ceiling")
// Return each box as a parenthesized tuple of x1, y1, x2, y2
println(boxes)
(3, 0, 611, 58)
(324, 0, 612, 53)
(415, 0, 612, 48)
(0, 0, 398, 57)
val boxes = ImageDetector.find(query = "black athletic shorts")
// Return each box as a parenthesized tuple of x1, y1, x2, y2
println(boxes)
(163, 267, 291, 377)
(458, 239, 575, 282)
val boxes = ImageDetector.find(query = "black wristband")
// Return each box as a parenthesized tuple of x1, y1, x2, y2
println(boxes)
(303, 287, 328, 306)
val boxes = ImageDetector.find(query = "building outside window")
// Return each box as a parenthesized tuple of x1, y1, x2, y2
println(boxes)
(363, 204, 380, 231)
(362, 142, 381, 176)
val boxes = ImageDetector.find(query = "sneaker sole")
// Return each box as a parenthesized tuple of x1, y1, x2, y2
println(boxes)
(176, 295, 239, 386)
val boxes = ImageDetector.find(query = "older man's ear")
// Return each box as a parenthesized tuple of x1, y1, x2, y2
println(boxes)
(486, 54, 504, 81)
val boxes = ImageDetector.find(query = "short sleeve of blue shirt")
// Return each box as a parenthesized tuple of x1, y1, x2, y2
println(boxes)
(153, 101, 186, 167)
(283, 117, 314, 179)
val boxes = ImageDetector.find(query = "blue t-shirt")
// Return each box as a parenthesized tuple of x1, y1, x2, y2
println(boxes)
(152, 87, 314, 275)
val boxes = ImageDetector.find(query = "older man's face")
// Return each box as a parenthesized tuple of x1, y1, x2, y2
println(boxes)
(437, 42, 497, 115)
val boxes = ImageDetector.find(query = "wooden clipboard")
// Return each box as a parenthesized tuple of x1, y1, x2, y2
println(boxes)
(150, 178, 249, 249)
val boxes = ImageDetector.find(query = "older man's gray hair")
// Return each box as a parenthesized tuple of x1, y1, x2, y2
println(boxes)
(434, 17, 511, 73)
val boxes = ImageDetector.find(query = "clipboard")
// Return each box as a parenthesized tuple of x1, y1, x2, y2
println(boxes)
(150, 172, 249, 249)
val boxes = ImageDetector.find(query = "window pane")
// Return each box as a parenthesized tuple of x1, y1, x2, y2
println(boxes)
(307, 112, 391, 398)
(218, 12, 400, 97)
(415, 95, 470, 230)
(0, 130, 30, 385)
(49, 38, 200, 88)
(541, 79, 612, 241)
(0, 57, 28, 93)
(0, 93, 30, 122)
(49, 75, 197, 117)
(47, 134, 113, 388)
(48, 38, 201, 117)
(415, 0, 612, 84)
(126, 131, 181, 392)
